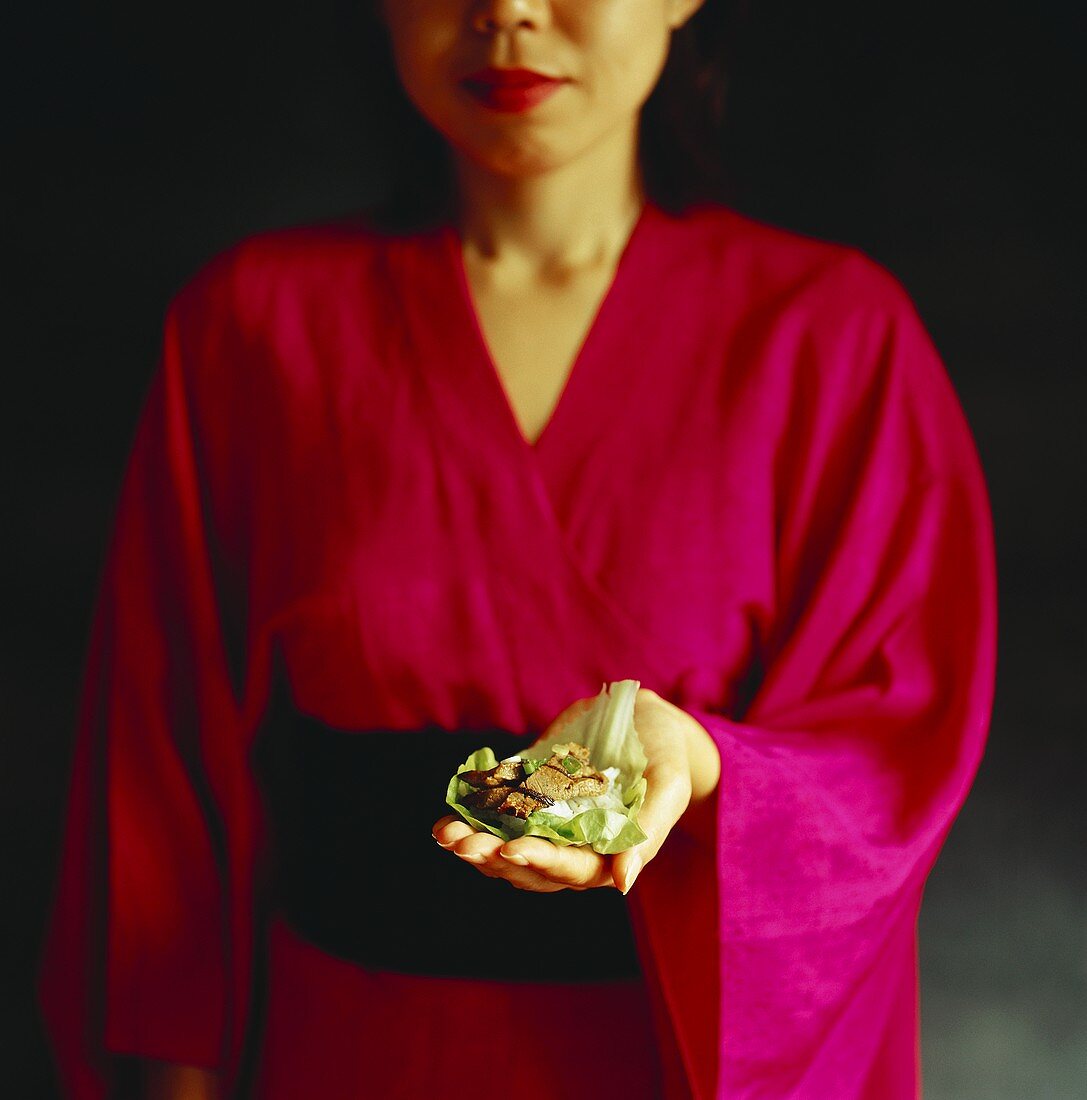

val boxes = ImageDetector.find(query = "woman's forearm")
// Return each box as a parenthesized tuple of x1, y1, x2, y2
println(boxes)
(144, 1062, 222, 1100)
(635, 689, 721, 848)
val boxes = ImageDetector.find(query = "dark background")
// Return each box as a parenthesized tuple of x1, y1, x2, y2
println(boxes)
(6, 2, 1084, 1096)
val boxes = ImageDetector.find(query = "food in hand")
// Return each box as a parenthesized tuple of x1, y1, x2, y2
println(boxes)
(458, 741, 610, 819)
(444, 680, 649, 855)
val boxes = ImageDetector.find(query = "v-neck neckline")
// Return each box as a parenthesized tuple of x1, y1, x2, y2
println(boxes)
(389, 196, 691, 684)
(436, 197, 660, 459)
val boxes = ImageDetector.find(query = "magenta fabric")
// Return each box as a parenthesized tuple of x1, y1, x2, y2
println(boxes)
(37, 198, 997, 1098)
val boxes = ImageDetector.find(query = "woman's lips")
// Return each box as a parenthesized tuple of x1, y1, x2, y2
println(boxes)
(461, 68, 569, 114)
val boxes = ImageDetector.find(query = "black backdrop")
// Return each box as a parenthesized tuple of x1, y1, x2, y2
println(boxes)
(6, 2, 1084, 1096)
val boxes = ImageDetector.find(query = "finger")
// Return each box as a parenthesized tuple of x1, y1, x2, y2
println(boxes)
(449, 834, 573, 892)
(433, 813, 598, 891)
(613, 769, 691, 894)
(475, 858, 574, 893)
(639, 766, 692, 856)
(452, 832, 504, 863)
(499, 836, 614, 890)
(432, 815, 476, 849)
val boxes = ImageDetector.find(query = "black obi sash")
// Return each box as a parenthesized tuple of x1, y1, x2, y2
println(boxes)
(252, 688, 643, 983)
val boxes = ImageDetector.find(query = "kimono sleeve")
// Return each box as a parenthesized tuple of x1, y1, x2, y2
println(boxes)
(638, 261, 997, 1099)
(36, 280, 266, 1098)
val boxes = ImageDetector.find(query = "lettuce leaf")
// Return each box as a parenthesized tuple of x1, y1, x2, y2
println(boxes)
(444, 679, 648, 855)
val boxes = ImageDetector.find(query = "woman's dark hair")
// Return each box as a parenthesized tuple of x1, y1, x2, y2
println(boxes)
(337, 2, 747, 232)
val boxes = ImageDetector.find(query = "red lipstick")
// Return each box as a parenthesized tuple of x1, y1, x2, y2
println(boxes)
(461, 67, 569, 113)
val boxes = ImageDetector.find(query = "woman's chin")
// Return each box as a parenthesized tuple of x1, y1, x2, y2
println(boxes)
(454, 140, 572, 181)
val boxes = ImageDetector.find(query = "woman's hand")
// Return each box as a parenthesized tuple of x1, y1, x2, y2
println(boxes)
(431, 688, 720, 894)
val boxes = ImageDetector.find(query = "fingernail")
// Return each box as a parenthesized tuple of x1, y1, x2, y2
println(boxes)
(500, 850, 529, 865)
(621, 855, 643, 895)
(457, 851, 484, 863)
(433, 836, 453, 849)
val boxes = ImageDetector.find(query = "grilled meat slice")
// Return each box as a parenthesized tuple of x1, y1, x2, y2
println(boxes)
(522, 742, 608, 800)
(462, 785, 517, 813)
(523, 763, 607, 800)
(458, 758, 526, 788)
(497, 789, 554, 819)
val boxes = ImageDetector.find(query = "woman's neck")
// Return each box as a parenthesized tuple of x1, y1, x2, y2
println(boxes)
(450, 121, 646, 281)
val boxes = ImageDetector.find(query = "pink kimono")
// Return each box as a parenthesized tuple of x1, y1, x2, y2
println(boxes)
(37, 197, 997, 1097)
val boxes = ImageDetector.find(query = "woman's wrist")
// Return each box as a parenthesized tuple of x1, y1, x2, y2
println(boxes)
(675, 712, 721, 849)
(683, 711, 722, 808)
(639, 690, 721, 847)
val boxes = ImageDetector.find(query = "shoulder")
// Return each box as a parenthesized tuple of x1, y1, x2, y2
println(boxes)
(672, 201, 919, 326)
(155, 213, 409, 435)
(688, 204, 943, 390)
(166, 212, 401, 334)
(678, 205, 975, 471)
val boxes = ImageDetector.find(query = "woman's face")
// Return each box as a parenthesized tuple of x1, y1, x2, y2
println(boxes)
(375, 0, 706, 179)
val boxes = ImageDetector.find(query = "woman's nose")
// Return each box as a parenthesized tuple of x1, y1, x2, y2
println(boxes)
(470, 0, 549, 35)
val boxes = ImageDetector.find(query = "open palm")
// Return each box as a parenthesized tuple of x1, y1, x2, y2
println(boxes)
(431, 688, 699, 894)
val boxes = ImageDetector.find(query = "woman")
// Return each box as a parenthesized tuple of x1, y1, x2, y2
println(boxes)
(38, 1, 997, 1098)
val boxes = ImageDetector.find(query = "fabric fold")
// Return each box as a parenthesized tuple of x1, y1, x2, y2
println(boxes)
(37, 287, 269, 1098)
(631, 291, 997, 1097)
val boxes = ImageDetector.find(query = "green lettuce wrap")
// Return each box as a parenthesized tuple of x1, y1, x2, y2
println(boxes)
(444, 679, 648, 855)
